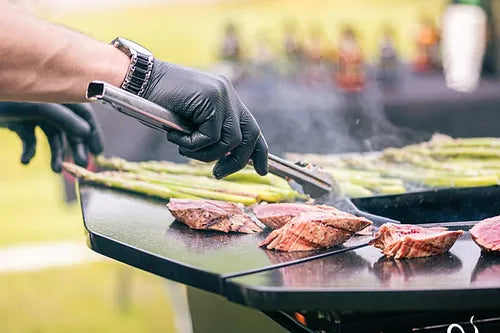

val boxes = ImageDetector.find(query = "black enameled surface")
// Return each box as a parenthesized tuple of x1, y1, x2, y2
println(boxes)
(225, 233, 500, 311)
(79, 182, 369, 294)
(353, 185, 500, 223)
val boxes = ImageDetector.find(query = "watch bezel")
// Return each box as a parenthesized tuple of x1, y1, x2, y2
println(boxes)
(112, 37, 153, 58)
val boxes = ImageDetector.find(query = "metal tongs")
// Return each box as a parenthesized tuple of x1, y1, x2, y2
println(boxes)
(86, 81, 399, 225)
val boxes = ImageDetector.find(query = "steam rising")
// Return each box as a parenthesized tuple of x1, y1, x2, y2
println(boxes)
(235, 68, 426, 156)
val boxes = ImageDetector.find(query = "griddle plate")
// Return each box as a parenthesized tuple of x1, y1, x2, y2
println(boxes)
(79, 181, 500, 312)
(225, 233, 500, 311)
(79, 182, 368, 294)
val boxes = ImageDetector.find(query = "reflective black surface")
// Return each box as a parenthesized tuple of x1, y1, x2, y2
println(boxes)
(79, 182, 500, 313)
(353, 185, 500, 223)
(225, 233, 500, 311)
(79, 183, 368, 294)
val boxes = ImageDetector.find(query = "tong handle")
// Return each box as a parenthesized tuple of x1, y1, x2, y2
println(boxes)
(354, 210, 401, 226)
(87, 81, 331, 197)
(87, 81, 194, 134)
(266, 155, 330, 194)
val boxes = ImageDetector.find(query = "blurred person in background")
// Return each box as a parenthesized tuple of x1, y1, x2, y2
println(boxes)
(377, 25, 400, 89)
(282, 18, 303, 75)
(413, 17, 440, 72)
(303, 24, 330, 85)
(0, 0, 268, 179)
(220, 22, 242, 64)
(336, 26, 365, 91)
(251, 30, 276, 75)
(303, 24, 324, 65)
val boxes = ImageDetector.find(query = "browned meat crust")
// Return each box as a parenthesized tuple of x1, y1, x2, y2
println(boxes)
(371, 223, 463, 259)
(167, 199, 262, 234)
(253, 203, 355, 230)
(259, 211, 372, 252)
(470, 216, 500, 253)
(252, 203, 324, 229)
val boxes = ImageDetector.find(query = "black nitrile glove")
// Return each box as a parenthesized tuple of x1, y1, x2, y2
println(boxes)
(0, 102, 103, 172)
(142, 60, 268, 179)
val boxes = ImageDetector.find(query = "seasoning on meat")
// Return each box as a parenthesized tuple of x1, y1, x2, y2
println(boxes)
(167, 199, 262, 234)
(252, 203, 328, 229)
(259, 210, 372, 252)
(370, 223, 464, 259)
(470, 216, 500, 254)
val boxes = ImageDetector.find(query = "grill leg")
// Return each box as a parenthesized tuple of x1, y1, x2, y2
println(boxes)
(187, 287, 288, 333)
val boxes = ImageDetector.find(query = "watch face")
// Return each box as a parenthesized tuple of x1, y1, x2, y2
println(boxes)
(116, 37, 153, 57)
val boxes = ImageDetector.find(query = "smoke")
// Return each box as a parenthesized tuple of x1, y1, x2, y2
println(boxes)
(235, 64, 427, 156)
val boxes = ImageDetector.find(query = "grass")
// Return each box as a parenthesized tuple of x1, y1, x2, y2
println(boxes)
(0, 129, 83, 246)
(0, 261, 176, 333)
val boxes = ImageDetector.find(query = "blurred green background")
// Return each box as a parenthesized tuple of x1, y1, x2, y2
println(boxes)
(0, 0, 444, 332)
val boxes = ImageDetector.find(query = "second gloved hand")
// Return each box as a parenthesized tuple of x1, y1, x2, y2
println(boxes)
(142, 60, 268, 179)
(0, 102, 103, 172)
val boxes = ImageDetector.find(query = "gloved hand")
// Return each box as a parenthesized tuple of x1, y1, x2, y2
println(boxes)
(0, 102, 103, 172)
(142, 60, 268, 179)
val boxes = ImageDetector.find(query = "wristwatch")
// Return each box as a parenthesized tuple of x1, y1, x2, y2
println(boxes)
(111, 37, 154, 97)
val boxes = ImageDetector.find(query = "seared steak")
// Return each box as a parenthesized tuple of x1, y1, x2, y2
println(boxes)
(470, 216, 500, 253)
(259, 211, 372, 252)
(253, 203, 344, 229)
(167, 199, 262, 233)
(253, 203, 324, 229)
(371, 223, 463, 259)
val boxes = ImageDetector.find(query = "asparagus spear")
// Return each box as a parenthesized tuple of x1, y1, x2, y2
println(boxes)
(63, 162, 200, 200)
(103, 171, 287, 203)
(376, 185, 407, 195)
(429, 135, 500, 148)
(95, 156, 142, 172)
(97, 156, 292, 189)
(119, 173, 257, 206)
(382, 149, 500, 176)
(66, 163, 259, 204)
(423, 175, 498, 188)
(338, 181, 373, 198)
(324, 167, 406, 193)
(429, 147, 500, 159)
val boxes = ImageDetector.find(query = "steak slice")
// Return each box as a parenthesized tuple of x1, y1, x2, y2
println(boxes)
(259, 211, 372, 252)
(253, 203, 323, 229)
(371, 223, 463, 259)
(167, 199, 262, 234)
(470, 216, 500, 253)
(253, 203, 349, 229)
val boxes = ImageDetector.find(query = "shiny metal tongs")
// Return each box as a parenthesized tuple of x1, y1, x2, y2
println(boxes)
(86, 81, 331, 198)
(86, 81, 399, 225)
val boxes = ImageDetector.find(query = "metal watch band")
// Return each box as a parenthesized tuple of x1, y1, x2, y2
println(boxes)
(121, 53, 154, 97)
(112, 37, 154, 97)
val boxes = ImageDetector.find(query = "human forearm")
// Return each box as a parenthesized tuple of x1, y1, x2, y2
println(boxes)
(0, 1, 129, 102)
(0, 1, 268, 177)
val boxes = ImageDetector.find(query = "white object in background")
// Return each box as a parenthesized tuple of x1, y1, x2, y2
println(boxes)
(0, 241, 103, 273)
(442, 4, 487, 92)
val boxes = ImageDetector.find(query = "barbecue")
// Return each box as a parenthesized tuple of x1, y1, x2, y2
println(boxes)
(77, 166, 500, 332)
(70, 85, 500, 331)
(470, 215, 500, 253)
(167, 198, 262, 233)
(371, 223, 464, 259)
(259, 210, 372, 252)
